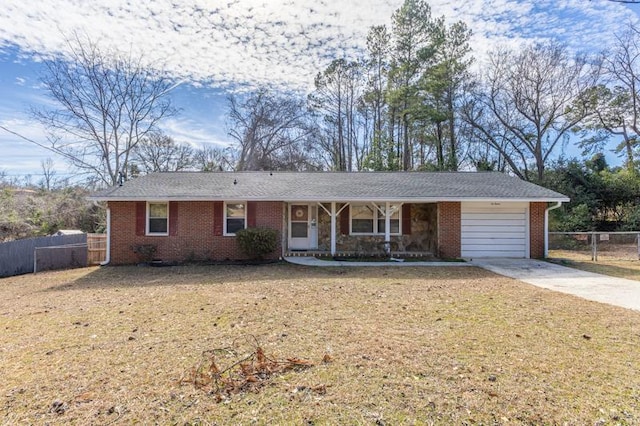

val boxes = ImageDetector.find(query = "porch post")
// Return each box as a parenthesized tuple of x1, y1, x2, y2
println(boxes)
(385, 201, 391, 254)
(330, 202, 337, 256)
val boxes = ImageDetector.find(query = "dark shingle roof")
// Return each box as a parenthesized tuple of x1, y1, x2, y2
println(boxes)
(89, 171, 568, 202)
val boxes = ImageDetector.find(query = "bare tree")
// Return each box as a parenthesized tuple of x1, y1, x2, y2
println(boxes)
(228, 89, 312, 171)
(577, 23, 640, 171)
(461, 42, 598, 181)
(133, 133, 195, 173)
(459, 88, 519, 173)
(0, 170, 6, 186)
(33, 34, 178, 186)
(193, 145, 235, 171)
(39, 158, 56, 191)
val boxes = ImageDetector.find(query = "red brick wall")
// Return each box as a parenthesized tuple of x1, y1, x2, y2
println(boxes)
(108, 201, 283, 265)
(529, 202, 546, 259)
(438, 202, 461, 259)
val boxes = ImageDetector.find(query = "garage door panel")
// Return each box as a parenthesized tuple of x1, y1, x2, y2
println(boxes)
(461, 206, 528, 258)
(461, 213, 525, 220)
(462, 225, 526, 234)
(462, 201, 529, 210)
(461, 232, 525, 239)
(462, 238, 525, 246)
(462, 219, 525, 227)
(462, 250, 522, 258)
(464, 244, 524, 251)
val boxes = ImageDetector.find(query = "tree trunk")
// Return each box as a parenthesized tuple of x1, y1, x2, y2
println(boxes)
(447, 88, 458, 171)
(625, 137, 635, 172)
(403, 112, 411, 171)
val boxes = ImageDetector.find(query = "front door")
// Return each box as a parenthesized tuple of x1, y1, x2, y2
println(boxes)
(289, 204, 310, 250)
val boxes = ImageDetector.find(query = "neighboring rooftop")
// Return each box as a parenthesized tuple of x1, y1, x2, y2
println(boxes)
(88, 171, 569, 202)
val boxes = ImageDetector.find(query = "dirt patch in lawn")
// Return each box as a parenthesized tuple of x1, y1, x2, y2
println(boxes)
(2, 263, 640, 424)
(549, 249, 640, 281)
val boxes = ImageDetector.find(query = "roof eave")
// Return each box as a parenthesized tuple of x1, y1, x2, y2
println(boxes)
(88, 196, 570, 203)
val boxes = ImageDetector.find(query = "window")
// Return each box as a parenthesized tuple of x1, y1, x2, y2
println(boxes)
(351, 203, 400, 235)
(378, 205, 400, 234)
(351, 205, 374, 233)
(224, 202, 246, 235)
(147, 202, 168, 235)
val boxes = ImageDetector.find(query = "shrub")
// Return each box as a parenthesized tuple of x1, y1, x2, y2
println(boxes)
(235, 228, 277, 260)
(132, 244, 157, 262)
(620, 204, 640, 231)
(550, 203, 593, 232)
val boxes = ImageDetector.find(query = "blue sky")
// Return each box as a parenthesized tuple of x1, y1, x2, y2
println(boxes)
(1, 0, 640, 180)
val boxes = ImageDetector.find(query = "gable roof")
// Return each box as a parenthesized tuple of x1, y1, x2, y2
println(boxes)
(88, 171, 569, 202)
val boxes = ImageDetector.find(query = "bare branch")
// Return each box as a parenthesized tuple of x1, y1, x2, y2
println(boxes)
(32, 33, 178, 187)
(461, 42, 599, 181)
(227, 89, 316, 171)
(132, 133, 195, 173)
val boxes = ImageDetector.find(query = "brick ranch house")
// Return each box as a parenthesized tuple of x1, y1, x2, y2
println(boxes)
(88, 171, 568, 265)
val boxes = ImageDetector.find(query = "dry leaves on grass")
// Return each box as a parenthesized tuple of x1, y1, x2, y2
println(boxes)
(179, 335, 327, 402)
(5, 265, 640, 424)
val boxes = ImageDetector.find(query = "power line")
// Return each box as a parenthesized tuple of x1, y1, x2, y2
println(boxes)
(1, 172, 79, 177)
(0, 125, 59, 155)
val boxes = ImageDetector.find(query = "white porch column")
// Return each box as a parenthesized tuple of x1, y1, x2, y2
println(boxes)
(384, 201, 391, 254)
(330, 202, 337, 256)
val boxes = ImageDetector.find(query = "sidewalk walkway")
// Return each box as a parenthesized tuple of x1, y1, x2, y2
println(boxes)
(284, 256, 471, 268)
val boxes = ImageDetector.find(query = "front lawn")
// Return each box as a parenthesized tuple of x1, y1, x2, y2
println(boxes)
(2, 264, 640, 424)
(549, 249, 640, 281)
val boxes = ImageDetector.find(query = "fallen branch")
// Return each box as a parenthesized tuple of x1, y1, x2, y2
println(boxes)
(179, 335, 317, 402)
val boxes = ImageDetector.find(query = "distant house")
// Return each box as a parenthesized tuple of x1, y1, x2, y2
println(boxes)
(54, 229, 84, 236)
(88, 171, 568, 265)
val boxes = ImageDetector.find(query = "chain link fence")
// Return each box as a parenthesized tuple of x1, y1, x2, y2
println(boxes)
(548, 232, 640, 262)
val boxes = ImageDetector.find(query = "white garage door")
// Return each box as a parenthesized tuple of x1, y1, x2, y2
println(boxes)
(461, 202, 528, 258)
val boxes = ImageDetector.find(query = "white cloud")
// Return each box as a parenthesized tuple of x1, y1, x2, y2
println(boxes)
(0, 0, 638, 177)
(161, 116, 231, 149)
(0, 0, 637, 93)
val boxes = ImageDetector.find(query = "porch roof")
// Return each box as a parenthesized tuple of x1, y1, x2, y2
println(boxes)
(89, 171, 569, 202)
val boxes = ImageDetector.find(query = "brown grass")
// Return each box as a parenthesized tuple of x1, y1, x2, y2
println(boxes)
(549, 249, 640, 281)
(2, 263, 640, 425)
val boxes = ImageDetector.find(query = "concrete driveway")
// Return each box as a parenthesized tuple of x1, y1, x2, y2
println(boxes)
(472, 258, 640, 311)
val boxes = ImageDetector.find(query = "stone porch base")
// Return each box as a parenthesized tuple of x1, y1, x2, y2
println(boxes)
(285, 251, 434, 258)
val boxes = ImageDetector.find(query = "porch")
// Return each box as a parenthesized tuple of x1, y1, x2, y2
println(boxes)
(283, 201, 438, 258)
(284, 250, 435, 258)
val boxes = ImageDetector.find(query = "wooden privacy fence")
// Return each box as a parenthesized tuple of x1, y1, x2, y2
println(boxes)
(0, 234, 88, 278)
(87, 233, 107, 265)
